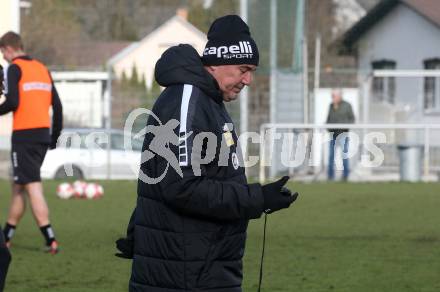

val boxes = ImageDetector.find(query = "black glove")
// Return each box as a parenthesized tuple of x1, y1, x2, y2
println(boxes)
(115, 237, 134, 259)
(262, 176, 299, 214)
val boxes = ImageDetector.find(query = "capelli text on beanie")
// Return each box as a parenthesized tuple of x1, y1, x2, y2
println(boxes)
(201, 15, 259, 66)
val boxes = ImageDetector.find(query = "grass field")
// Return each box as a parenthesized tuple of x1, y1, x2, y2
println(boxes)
(1, 180, 440, 292)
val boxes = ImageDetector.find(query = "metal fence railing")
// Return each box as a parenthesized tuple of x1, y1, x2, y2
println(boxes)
(258, 123, 440, 183)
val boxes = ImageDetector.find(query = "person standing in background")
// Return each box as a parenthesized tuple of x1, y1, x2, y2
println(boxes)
(326, 88, 355, 181)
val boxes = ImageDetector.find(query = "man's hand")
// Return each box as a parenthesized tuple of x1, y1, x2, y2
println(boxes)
(115, 237, 134, 259)
(262, 176, 299, 214)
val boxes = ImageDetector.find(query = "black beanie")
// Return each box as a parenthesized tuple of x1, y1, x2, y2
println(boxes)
(201, 15, 259, 66)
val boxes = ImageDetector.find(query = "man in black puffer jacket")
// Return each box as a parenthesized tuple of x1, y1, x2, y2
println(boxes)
(117, 15, 299, 292)
(0, 230, 10, 292)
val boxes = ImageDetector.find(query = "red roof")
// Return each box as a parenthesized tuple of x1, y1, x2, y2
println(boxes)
(57, 41, 131, 69)
(341, 0, 440, 50)
(403, 0, 440, 27)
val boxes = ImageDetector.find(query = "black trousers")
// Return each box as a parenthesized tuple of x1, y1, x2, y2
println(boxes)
(0, 230, 11, 292)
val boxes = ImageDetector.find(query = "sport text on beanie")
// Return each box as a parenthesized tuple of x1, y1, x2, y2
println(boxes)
(201, 15, 259, 66)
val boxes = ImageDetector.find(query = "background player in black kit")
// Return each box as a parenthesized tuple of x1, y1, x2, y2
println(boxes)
(0, 32, 63, 254)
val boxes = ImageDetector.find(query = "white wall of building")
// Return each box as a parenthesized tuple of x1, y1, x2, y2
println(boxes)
(52, 72, 108, 129)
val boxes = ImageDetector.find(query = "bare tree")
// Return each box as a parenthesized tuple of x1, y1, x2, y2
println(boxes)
(21, 0, 86, 66)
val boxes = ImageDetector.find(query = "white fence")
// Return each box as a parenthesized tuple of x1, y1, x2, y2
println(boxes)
(258, 123, 440, 183)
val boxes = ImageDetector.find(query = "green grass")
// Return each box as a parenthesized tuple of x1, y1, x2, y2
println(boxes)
(1, 180, 440, 292)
